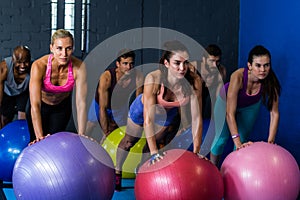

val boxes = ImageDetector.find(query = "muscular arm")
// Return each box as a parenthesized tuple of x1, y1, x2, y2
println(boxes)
(74, 58, 87, 135)
(0, 61, 8, 128)
(98, 71, 111, 135)
(0, 61, 7, 108)
(268, 94, 279, 143)
(226, 69, 244, 148)
(29, 59, 44, 139)
(191, 74, 203, 153)
(143, 72, 160, 155)
(135, 70, 144, 97)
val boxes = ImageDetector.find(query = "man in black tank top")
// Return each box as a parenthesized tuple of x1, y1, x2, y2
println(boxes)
(86, 49, 144, 139)
(190, 44, 227, 120)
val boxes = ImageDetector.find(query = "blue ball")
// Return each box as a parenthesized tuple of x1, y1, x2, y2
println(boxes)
(0, 120, 30, 182)
(168, 119, 212, 152)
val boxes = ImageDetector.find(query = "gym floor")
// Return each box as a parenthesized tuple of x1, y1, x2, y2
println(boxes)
(1, 179, 136, 200)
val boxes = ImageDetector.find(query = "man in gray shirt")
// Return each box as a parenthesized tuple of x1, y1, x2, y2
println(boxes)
(0, 46, 31, 128)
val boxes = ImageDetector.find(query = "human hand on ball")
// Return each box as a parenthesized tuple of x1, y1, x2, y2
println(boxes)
(149, 152, 165, 165)
(237, 141, 253, 150)
(196, 153, 209, 161)
(29, 134, 50, 146)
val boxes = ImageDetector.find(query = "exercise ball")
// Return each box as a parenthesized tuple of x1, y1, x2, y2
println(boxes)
(13, 132, 115, 200)
(168, 119, 213, 152)
(0, 120, 30, 182)
(135, 149, 224, 200)
(102, 126, 146, 178)
(221, 142, 300, 200)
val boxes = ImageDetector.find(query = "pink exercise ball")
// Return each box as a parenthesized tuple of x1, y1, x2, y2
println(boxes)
(135, 149, 224, 200)
(221, 142, 300, 200)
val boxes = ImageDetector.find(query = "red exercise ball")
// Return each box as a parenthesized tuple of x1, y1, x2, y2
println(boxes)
(135, 149, 224, 200)
(221, 142, 300, 200)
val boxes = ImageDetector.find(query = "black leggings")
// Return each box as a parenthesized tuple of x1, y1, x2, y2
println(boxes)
(26, 96, 72, 141)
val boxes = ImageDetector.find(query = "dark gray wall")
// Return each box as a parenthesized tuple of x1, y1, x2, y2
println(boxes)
(89, 0, 240, 80)
(0, 0, 239, 79)
(0, 0, 51, 59)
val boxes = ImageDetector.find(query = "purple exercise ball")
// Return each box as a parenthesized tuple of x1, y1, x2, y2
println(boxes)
(221, 142, 300, 200)
(12, 132, 115, 200)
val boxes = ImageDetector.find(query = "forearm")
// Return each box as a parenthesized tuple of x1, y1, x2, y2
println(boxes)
(144, 120, 158, 155)
(145, 133, 158, 155)
(31, 106, 44, 139)
(226, 113, 242, 147)
(192, 114, 202, 153)
(268, 111, 279, 143)
(77, 101, 87, 135)
(100, 108, 109, 134)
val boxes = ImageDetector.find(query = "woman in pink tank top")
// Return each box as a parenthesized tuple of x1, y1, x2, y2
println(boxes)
(26, 29, 87, 143)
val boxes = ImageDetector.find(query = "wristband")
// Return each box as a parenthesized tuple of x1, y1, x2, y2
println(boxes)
(150, 153, 161, 163)
(231, 134, 240, 139)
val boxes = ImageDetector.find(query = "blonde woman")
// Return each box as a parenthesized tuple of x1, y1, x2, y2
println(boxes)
(26, 29, 87, 143)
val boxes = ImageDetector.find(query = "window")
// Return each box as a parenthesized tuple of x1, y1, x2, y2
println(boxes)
(51, 0, 90, 56)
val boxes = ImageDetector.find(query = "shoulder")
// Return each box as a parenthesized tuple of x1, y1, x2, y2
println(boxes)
(0, 60, 8, 80)
(100, 70, 111, 80)
(145, 70, 161, 83)
(99, 70, 112, 89)
(71, 56, 84, 68)
(31, 55, 48, 71)
(229, 68, 244, 87)
(231, 68, 244, 78)
(0, 59, 8, 70)
(135, 69, 144, 81)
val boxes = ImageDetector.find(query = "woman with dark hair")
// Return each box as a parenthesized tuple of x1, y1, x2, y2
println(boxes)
(210, 45, 281, 167)
(114, 40, 203, 191)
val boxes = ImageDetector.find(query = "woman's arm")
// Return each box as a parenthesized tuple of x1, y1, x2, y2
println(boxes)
(268, 94, 279, 143)
(135, 70, 144, 97)
(74, 58, 87, 135)
(29, 59, 44, 140)
(143, 72, 159, 156)
(190, 75, 203, 153)
(226, 69, 244, 148)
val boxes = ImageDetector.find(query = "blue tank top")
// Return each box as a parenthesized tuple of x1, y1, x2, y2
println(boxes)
(220, 67, 262, 108)
(128, 94, 178, 126)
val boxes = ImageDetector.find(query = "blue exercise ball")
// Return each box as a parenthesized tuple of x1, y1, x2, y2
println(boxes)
(0, 120, 30, 182)
(168, 119, 212, 152)
(13, 132, 115, 200)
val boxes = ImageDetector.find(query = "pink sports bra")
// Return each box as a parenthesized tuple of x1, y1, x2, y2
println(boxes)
(42, 54, 75, 93)
(157, 84, 190, 108)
